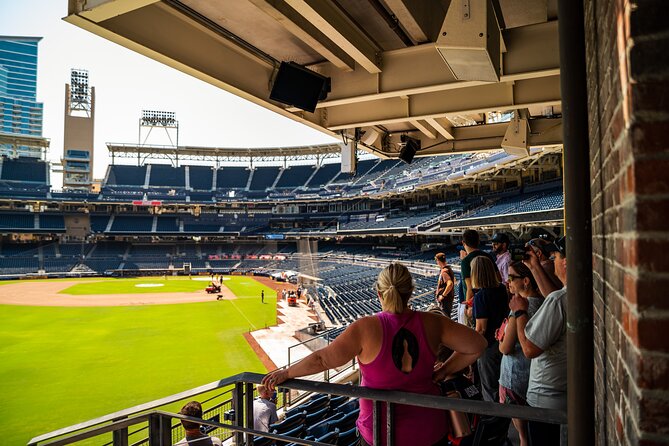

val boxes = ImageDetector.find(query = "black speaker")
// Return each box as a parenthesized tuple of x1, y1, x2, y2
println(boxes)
(399, 138, 420, 164)
(270, 62, 331, 113)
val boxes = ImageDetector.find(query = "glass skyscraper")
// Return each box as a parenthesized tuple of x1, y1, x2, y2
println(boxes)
(0, 36, 44, 157)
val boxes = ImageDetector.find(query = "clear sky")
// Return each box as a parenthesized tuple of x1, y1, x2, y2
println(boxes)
(0, 1, 338, 187)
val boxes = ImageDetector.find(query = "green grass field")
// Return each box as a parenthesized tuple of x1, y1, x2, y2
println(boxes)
(0, 276, 276, 446)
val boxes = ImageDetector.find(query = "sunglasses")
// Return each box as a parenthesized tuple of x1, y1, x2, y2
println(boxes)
(507, 274, 525, 281)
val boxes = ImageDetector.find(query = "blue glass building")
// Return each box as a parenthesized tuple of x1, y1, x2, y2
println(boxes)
(0, 36, 44, 157)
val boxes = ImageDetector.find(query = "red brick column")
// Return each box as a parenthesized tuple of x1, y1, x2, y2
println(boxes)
(585, 0, 669, 444)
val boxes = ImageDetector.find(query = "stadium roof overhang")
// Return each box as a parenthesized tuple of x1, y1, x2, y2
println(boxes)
(66, 0, 562, 158)
(106, 142, 348, 162)
(0, 133, 50, 150)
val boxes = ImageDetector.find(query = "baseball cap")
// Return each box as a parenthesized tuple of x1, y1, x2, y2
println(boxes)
(543, 236, 566, 257)
(491, 233, 510, 244)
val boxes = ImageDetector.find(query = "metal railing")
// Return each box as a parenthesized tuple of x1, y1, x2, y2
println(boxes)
(29, 372, 567, 446)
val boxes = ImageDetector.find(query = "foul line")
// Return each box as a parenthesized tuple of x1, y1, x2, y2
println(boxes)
(229, 299, 257, 331)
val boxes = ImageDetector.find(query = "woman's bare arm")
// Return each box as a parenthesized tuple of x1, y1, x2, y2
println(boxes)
(499, 317, 517, 355)
(262, 318, 366, 390)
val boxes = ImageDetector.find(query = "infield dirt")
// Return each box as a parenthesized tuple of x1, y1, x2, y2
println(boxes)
(0, 280, 237, 306)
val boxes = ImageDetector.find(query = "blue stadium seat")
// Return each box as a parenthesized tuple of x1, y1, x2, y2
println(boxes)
(274, 424, 304, 446)
(249, 167, 281, 191)
(148, 164, 185, 187)
(330, 409, 359, 433)
(253, 435, 274, 446)
(106, 165, 146, 186)
(269, 411, 305, 434)
(305, 406, 329, 425)
(336, 426, 358, 446)
(0, 157, 48, 183)
(217, 166, 250, 189)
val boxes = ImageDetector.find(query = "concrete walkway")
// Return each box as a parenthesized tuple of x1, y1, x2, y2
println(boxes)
(250, 297, 319, 370)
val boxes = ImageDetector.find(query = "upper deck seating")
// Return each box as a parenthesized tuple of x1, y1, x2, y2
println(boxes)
(249, 167, 281, 191)
(217, 167, 250, 189)
(306, 163, 340, 188)
(148, 164, 186, 187)
(106, 165, 146, 187)
(275, 165, 314, 188)
(189, 166, 214, 190)
(0, 156, 48, 183)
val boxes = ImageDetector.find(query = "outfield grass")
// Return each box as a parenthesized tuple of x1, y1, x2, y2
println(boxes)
(0, 276, 276, 446)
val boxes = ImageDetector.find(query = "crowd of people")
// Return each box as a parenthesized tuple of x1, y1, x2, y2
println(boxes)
(259, 229, 567, 446)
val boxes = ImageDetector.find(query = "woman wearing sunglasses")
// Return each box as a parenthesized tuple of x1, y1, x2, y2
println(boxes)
(497, 262, 544, 446)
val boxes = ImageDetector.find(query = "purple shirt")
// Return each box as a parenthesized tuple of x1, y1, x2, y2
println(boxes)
(496, 250, 512, 282)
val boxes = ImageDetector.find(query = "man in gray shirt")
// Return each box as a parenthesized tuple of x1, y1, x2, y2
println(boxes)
(253, 384, 279, 432)
(509, 236, 567, 446)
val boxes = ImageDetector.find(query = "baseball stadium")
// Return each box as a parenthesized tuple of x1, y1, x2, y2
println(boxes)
(1, 1, 667, 446)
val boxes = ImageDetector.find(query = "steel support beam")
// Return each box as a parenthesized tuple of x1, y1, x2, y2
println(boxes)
(283, 0, 381, 73)
(295, 20, 559, 109)
(248, 0, 356, 71)
(410, 120, 436, 139)
(383, 0, 446, 43)
(415, 118, 562, 155)
(325, 75, 561, 130)
(425, 117, 454, 139)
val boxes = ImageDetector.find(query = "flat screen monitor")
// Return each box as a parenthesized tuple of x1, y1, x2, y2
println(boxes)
(270, 62, 330, 113)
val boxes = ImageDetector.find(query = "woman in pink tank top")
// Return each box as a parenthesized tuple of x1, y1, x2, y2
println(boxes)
(263, 263, 486, 446)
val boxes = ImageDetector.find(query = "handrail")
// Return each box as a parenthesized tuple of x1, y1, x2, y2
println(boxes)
(28, 372, 249, 445)
(35, 410, 331, 446)
(30, 372, 567, 446)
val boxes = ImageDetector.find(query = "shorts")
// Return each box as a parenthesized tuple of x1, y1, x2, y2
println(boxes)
(499, 385, 527, 406)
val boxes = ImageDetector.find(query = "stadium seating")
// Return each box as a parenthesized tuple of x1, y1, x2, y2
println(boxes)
(106, 165, 147, 187)
(188, 166, 214, 190)
(305, 163, 340, 188)
(0, 213, 35, 230)
(0, 156, 48, 183)
(252, 396, 360, 446)
(217, 166, 250, 189)
(275, 165, 315, 188)
(148, 164, 185, 187)
(110, 216, 153, 232)
(250, 167, 281, 191)
(39, 214, 65, 230)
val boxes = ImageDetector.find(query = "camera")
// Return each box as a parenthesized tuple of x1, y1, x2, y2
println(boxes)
(510, 245, 531, 262)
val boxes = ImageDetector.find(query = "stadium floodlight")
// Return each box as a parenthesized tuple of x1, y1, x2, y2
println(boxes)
(141, 110, 177, 127)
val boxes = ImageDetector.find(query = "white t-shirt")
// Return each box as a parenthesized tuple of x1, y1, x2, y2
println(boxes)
(253, 398, 279, 432)
(524, 287, 567, 410)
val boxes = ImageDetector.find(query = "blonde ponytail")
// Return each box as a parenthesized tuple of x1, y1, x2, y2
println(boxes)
(376, 263, 414, 313)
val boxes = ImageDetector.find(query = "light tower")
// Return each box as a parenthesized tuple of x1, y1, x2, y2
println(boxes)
(62, 69, 95, 189)
(138, 110, 179, 165)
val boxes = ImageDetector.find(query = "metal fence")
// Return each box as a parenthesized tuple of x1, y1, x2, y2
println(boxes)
(29, 372, 567, 446)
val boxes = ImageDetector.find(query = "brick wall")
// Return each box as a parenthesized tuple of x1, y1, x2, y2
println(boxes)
(586, 0, 669, 444)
